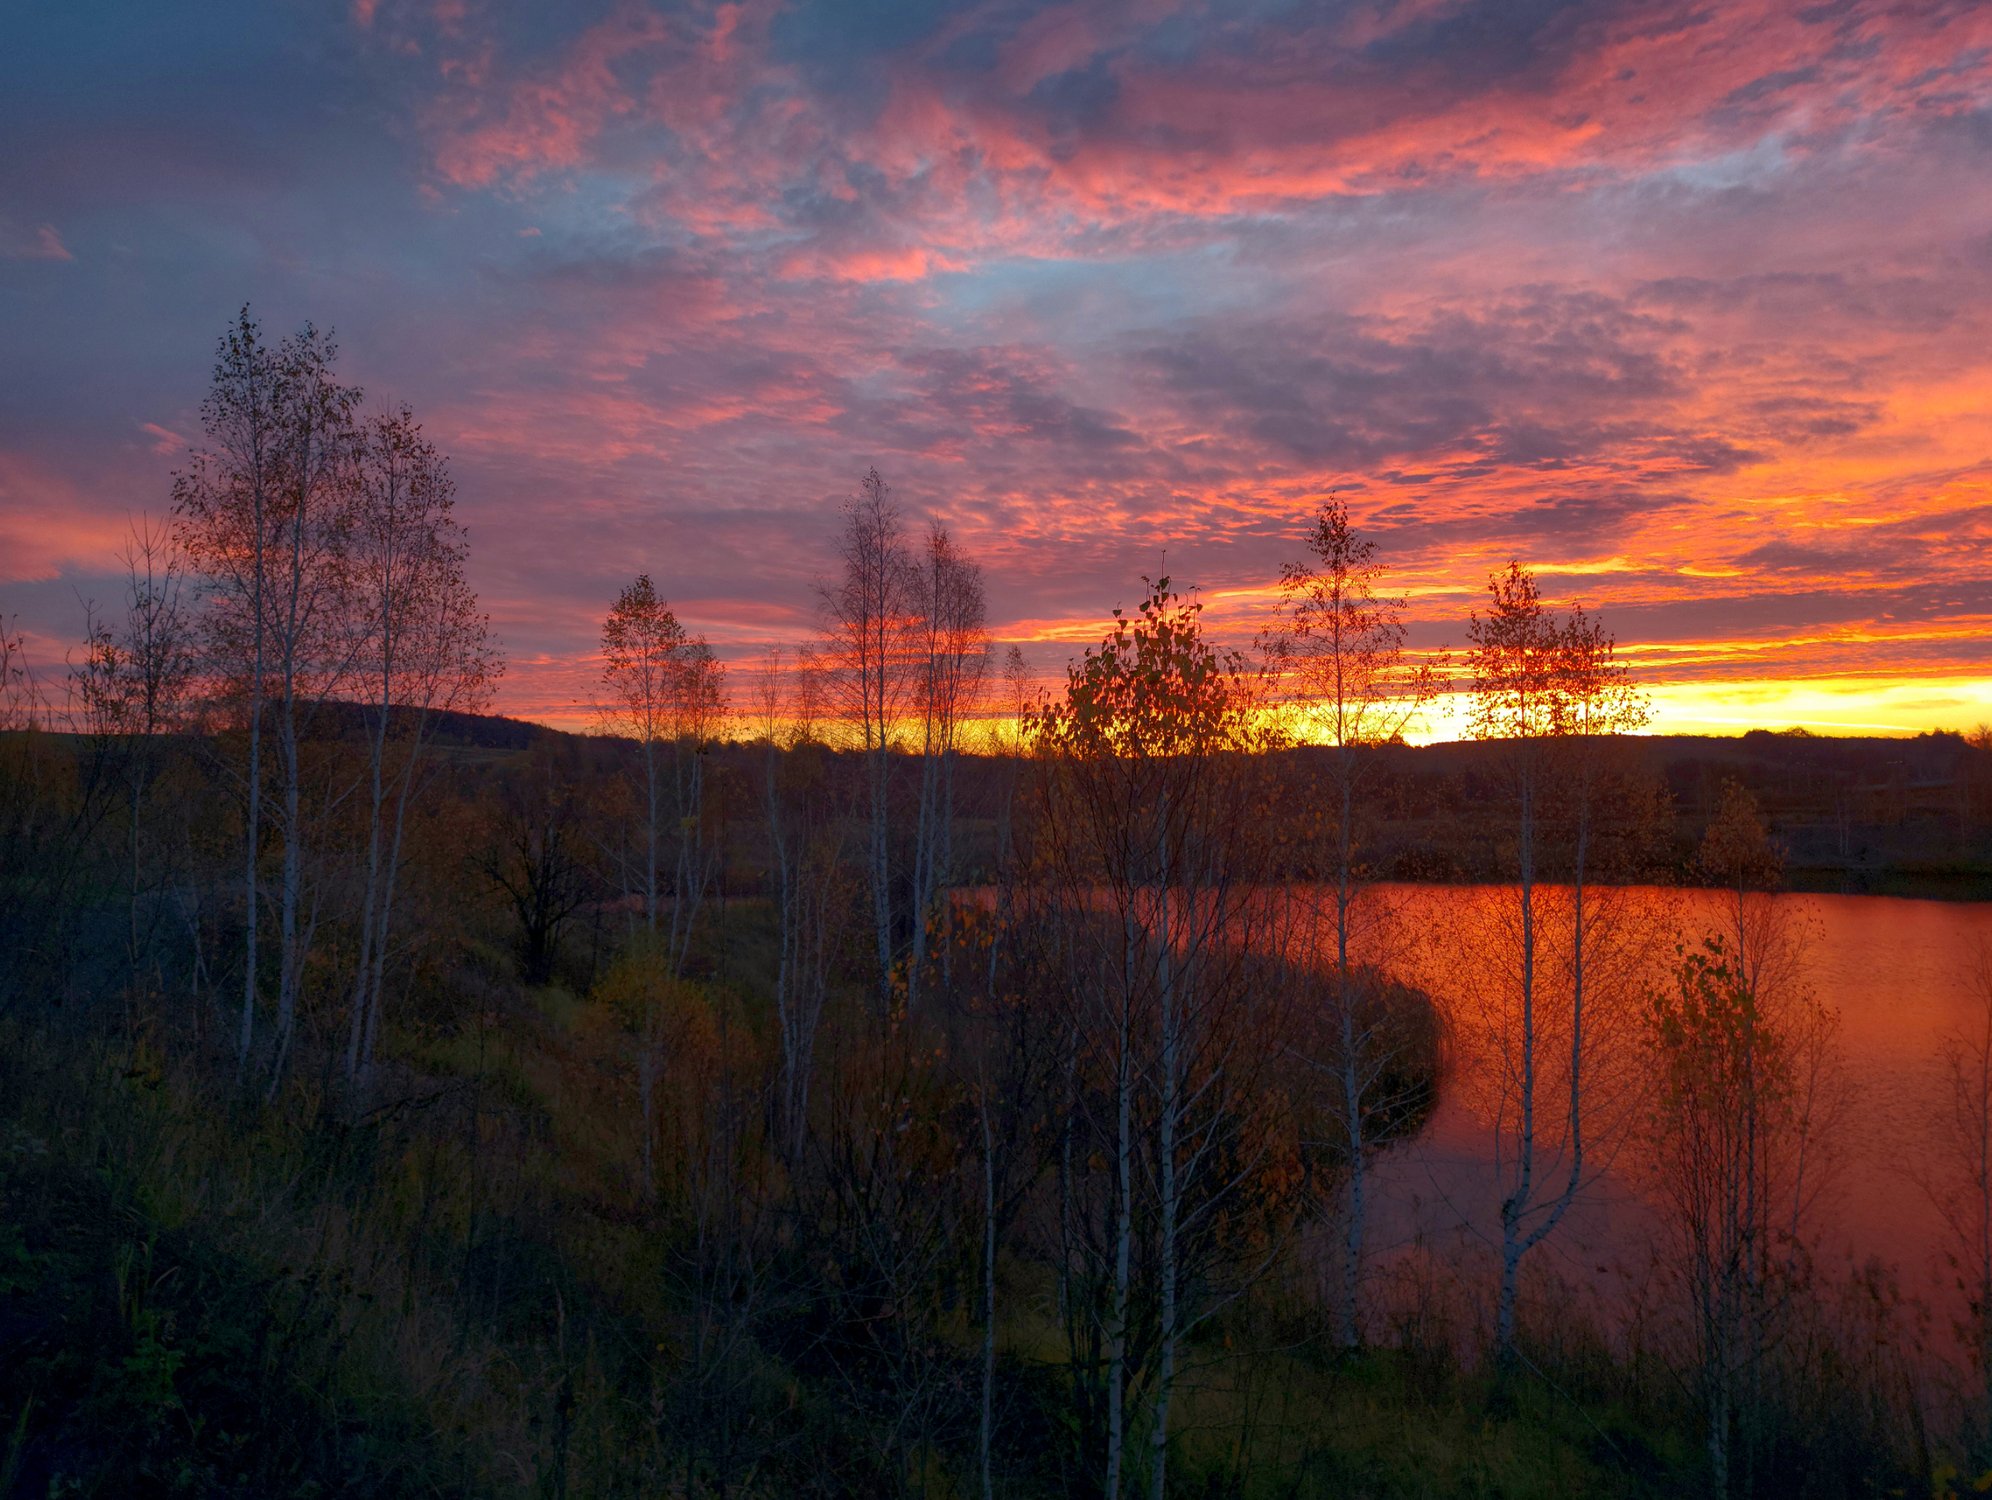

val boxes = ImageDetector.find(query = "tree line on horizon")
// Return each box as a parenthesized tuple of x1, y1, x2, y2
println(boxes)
(7, 310, 1992, 1497)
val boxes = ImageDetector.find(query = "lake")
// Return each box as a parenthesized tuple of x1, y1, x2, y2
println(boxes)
(1339, 884, 1992, 1352)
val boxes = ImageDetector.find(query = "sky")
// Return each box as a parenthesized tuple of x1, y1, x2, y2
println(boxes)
(3, 0, 1991, 737)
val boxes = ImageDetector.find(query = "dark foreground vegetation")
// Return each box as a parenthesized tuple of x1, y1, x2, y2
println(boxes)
(8, 312, 1992, 1498)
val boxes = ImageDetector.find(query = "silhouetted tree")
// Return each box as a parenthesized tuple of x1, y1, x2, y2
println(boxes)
(1680, 780, 1838, 1492)
(908, 524, 988, 1013)
(1262, 495, 1444, 1346)
(173, 309, 362, 1084)
(599, 574, 685, 937)
(1466, 560, 1648, 1362)
(481, 752, 590, 986)
(1646, 919, 1834, 1497)
(69, 520, 197, 1007)
(344, 407, 497, 1086)
(1029, 576, 1289, 1500)
(821, 469, 920, 1008)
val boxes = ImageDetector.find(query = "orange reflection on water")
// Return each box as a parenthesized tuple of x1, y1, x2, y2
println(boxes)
(1342, 884, 1992, 1357)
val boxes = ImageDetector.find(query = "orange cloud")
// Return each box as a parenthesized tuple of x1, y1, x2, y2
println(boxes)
(0, 452, 126, 584)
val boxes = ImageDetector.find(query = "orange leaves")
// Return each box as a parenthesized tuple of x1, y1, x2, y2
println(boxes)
(599, 575, 724, 745)
(1699, 780, 1785, 893)
(1465, 560, 1649, 744)
(599, 574, 686, 743)
(1029, 575, 1273, 765)
(1264, 496, 1446, 749)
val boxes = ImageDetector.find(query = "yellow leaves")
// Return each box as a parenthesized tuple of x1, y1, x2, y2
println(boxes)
(595, 943, 720, 1070)
(1927, 1460, 1992, 1500)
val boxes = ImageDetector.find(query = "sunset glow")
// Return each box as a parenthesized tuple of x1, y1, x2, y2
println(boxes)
(5, 0, 1991, 736)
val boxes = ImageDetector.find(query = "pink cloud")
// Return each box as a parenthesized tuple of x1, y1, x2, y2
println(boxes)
(2, 221, 73, 262)
(0, 452, 124, 584)
(139, 422, 190, 456)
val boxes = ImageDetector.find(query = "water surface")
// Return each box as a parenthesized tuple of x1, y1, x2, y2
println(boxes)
(1345, 884, 1992, 1342)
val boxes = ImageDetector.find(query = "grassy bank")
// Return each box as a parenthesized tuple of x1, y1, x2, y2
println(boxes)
(0, 968, 1735, 1499)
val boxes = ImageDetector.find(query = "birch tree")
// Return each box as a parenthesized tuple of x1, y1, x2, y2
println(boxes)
(1550, 597, 1654, 1278)
(1466, 562, 1562, 1364)
(908, 524, 988, 1011)
(992, 643, 1033, 876)
(665, 636, 726, 975)
(1261, 496, 1442, 1346)
(1677, 780, 1835, 1492)
(599, 574, 685, 936)
(929, 904, 1061, 1500)
(820, 469, 920, 1008)
(173, 309, 361, 1083)
(601, 577, 723, 1184)
(70, 521, 197, 1004)
(343, 407, 498, 1087)
(1029, 577, 1285, 1500)
(171, 312, 277, 1073)
(1646, 901, 1833, 1497)
(755, 648, 841, 1162)
(792, 642, 827, 746)
(1649, 937, 1777, 1497)
(1466, 561, 1647, 1363)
